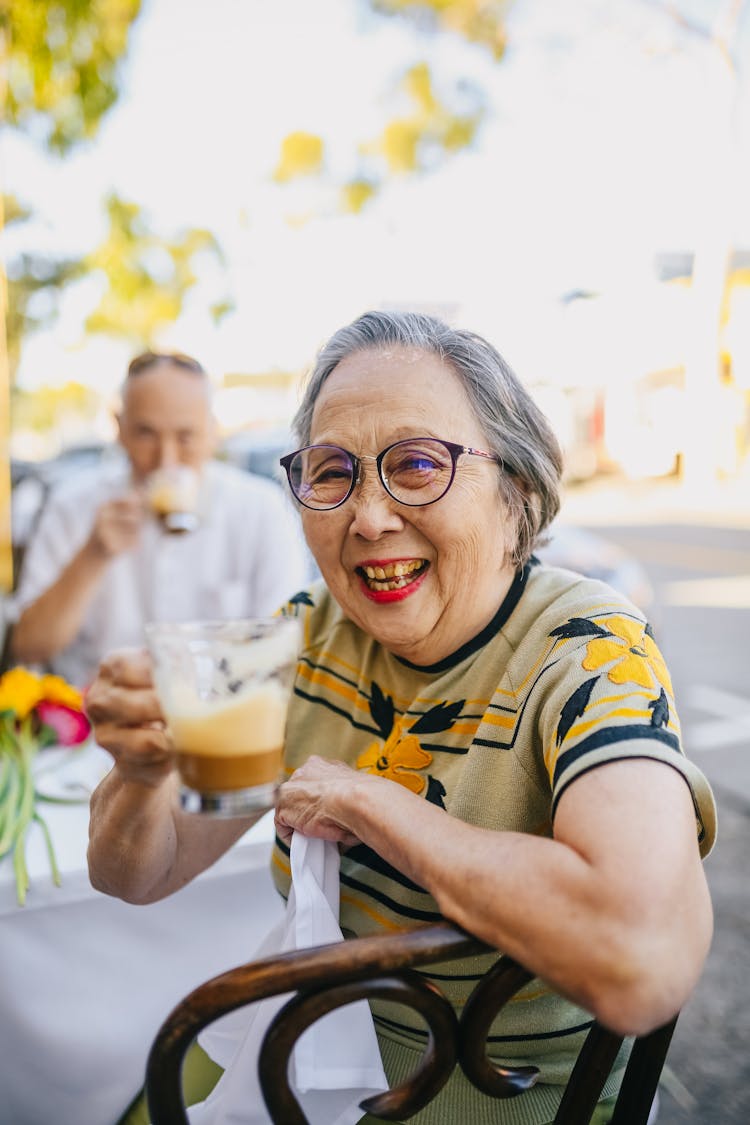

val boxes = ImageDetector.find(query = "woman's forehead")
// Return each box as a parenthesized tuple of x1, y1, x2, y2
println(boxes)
(311, 347, 474, 431)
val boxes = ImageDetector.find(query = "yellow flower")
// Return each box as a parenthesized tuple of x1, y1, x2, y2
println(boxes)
(0, 667, 45, 720)
(38, 675, 84, 711)
(0, 666, 87, 905)
(582, 616, 673, 695)
(357, 715, 433, 794)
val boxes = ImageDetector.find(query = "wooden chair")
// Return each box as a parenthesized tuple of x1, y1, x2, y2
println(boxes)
(145, 920, 677, 1124)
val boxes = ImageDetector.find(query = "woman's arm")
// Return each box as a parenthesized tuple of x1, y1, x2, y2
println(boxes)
(86, 649, 259, 904)
(275, 754, 713, 1037)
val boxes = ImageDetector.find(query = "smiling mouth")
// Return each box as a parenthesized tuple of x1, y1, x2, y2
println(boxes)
(357, 560, 428, 592)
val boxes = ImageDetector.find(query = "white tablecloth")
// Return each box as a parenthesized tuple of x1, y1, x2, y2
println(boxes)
(0, 743, 284, 1125)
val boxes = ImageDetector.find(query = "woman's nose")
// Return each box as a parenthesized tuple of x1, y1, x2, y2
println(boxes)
(347, 471, 404, 540)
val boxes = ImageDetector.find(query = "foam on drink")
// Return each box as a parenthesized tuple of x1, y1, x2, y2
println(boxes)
(166, 680, 288, 791)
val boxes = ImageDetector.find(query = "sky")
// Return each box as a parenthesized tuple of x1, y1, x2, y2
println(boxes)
(4, 0, 750, 411)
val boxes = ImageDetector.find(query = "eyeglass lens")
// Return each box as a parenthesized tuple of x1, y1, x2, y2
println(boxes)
(287, 439, 458, 509)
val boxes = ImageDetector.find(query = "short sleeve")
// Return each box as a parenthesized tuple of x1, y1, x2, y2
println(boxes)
(538, 606, 717, 858)
(13, 489, 86, 612)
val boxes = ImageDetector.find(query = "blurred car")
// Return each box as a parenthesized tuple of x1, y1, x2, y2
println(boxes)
(536, 523, 656, 624)
(529, 383, 608, 483)
(218, 427, 294, 487)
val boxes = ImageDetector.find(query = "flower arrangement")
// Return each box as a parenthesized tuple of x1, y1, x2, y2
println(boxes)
(0, 667, 91, 905)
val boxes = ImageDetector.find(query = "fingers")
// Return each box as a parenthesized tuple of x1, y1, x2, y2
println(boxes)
(85, 680, 164, 727)
(90, 494, 144, 557)
(273, 757, 364, 848)
(98, 647, 155, 688)
(86, 649, 162, 725)
(90, 719, 172, 763)
(85, 647, 174, 786)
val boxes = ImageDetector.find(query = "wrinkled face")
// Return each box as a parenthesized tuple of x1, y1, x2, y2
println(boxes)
(300, 346, 517, 665)
(117, 363, 216, 480)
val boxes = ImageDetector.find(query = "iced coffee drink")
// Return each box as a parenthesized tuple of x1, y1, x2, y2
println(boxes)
(146, 465, 200, 534)
(145, 617, 300, 816)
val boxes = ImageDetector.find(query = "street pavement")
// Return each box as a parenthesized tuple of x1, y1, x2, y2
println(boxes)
(559, 472, 750, 1124)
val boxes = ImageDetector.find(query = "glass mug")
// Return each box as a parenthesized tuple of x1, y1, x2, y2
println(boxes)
(145, 616, 301, 816)
(145, 465, 200, 534)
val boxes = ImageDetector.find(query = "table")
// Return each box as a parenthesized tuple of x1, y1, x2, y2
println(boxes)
(0, 743, 284, 1125)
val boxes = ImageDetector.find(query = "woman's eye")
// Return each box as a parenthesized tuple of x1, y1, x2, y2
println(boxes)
(405, 456, 438, 471)
(313, 466, 350, 482)
(391, 453, 441, 474)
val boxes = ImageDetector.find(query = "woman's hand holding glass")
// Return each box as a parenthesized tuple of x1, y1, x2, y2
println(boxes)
(85, 649, 175, 789)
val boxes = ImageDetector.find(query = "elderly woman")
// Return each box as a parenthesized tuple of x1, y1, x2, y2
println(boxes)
(87, 311, 716, 1125)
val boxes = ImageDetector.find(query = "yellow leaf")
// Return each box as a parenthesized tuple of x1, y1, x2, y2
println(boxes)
(340, 179, 378, 213)
(404, 63, 436, 113)
(274, 132, 324, 182)
(381, 119, 421, 173)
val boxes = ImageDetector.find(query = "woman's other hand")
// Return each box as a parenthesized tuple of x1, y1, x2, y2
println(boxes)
(85, 647, 174, 788)
(275, 755, 378, 848)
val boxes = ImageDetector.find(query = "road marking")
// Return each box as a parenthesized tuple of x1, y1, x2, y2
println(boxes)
(684, 684, 750, 752)
(663, 574, 750, 608)
(594, 537, 750, 573)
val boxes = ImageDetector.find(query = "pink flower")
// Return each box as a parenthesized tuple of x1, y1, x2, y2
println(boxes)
(36, 701, 91, 746)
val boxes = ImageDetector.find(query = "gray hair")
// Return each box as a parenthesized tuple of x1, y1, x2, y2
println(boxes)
(292, 310, 563, 566)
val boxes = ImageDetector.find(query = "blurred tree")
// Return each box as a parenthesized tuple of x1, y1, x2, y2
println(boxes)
(3, 0, 142, 153)
(2, 0, 233, 383)
(1, 0, 234, 588)
(274, 0, 509, 215)
(83, 195, 230, 348)
(12, 381, 100, 434)
(372, 0, 508, 58)
(3, 196, 84, 385)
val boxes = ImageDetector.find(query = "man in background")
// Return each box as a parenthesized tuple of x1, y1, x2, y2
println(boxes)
(10, 351, 308, 686)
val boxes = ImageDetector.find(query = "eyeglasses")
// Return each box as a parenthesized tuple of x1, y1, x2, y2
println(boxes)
(279, 437, 499, 511)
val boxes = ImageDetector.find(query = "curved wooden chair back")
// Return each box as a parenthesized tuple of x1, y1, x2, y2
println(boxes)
(145, 920, 677, 1124)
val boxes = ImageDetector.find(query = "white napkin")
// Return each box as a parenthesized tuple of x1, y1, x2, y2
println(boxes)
(188, 833, 388, 1125)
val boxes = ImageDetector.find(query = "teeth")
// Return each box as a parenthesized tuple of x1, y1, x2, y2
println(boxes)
(361, 560, 425, 589)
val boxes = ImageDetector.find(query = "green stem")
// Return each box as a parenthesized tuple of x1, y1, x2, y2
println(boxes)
(13, 821, 29, 906)
(0, 753, 21, 855)
(0, 752, 11, 803)
(4, 722, 39, 905)
(33, 810, 61, 887)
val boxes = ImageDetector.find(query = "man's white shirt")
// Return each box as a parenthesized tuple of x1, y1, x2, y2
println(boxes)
(13, 453, 310, 686)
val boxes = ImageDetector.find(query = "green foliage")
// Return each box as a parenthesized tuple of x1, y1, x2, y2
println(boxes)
(372, 0, 509, 59)
(82, 195, 233, 347)
(3, 0, 145, 384)
(3, 1, 232, 382)
(5, 253, 83, 379)
(275, 0, 505, 216)
(3, 0, 143, 154)
(11, 381, 100, 433)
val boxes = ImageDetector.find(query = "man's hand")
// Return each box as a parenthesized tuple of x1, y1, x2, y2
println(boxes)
(85, 648, 175, 788)
(87, 492, 143, 559)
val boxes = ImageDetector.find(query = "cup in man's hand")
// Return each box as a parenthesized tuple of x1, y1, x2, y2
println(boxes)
(145, 465, 200, 534)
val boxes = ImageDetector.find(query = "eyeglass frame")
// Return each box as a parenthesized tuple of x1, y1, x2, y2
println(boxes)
(279, 437, 502, 511)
